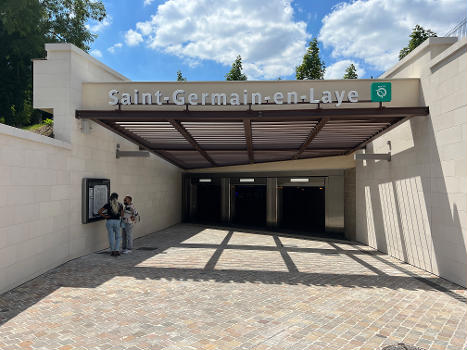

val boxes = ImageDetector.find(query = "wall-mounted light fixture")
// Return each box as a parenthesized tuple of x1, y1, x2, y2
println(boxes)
(354, 152, 391, 161)
(116, 144, 150, 159)
(290, 178, 309, 183)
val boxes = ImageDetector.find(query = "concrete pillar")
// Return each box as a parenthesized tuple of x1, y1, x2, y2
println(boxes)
(267, 177, 278, 228)
(189, 182, 197, 221)
(221, 178, 231, 223)
(325, 175, 344, 233)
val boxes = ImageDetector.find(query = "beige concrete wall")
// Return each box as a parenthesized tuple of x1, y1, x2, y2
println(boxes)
(344, 168, 356, 241)
(325, 175, 345, 233)
(34, 43, 129, 143)
(356, 37, 467, 287)
(0, 44, 182, 294)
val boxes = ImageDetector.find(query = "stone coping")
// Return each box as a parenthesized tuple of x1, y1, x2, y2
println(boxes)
(0, 123, 72, 150)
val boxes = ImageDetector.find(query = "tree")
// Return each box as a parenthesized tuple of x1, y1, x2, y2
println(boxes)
(41, 0, 106, 52)
(296, 38, 325, 80)
(0, 0, 46, 126)
(343, 63, 358, 79)
(0, 0, 106, 126)
(399, 25, 437, 60)
(225, 55, 247, 81)
(176, 70, 187, 81)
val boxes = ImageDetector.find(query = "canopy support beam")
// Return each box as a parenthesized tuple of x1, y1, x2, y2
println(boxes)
(170, 120, 217, 167)
(293, 117, 329, 160)
(243, 119, 254, 163)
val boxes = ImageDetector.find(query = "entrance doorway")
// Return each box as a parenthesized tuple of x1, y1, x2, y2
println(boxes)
(184, 175, 337, 235)
(193, 182, 221, 223)
(232, 185, 267, 227)
(280, 186, 325, 232)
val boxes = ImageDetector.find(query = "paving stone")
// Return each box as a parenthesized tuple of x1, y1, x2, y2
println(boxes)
(382, 344, 426, 350)
(0, 224, 466, 349)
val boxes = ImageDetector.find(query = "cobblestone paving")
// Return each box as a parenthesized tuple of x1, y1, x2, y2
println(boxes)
(1, 224, 466, 350)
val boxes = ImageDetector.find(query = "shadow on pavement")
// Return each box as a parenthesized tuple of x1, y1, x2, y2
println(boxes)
(1, 223, 465, 328)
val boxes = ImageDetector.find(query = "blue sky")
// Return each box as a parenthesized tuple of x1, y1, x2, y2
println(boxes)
(87, 0, 466, 82)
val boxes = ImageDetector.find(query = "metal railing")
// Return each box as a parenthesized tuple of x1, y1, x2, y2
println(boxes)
(444, 17, 467, 38)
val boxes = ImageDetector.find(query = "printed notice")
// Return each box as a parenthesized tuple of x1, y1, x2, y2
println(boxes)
(93, 185, 108, 216)
(89, 188, 94, 218)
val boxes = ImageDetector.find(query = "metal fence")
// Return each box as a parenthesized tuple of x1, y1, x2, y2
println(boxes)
(444, 17, 467, 38)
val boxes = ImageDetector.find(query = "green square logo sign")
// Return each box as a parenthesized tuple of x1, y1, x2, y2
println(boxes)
(371, 82, 392, 102)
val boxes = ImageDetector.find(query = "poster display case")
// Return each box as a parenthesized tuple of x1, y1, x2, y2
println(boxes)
(82, 178, 110, 224)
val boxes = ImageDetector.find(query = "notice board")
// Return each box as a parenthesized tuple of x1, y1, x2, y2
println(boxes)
(82, 178, 110, 224)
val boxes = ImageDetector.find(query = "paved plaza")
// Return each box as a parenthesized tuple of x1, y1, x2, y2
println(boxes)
(0, 224, 466, 350)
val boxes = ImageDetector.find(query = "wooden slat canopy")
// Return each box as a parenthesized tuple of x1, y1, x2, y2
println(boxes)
(76, 106, 429, 169)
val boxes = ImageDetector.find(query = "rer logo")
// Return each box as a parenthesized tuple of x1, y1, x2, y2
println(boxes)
(371, 82, 392, 102)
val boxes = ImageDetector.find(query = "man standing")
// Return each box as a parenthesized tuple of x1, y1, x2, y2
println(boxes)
(121, 195, 139, 254)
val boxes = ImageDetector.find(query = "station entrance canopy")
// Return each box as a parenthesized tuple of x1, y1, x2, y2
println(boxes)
(76, 79, 428, 169)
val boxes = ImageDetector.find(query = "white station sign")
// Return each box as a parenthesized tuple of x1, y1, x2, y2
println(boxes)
(108, 88, 360, 108)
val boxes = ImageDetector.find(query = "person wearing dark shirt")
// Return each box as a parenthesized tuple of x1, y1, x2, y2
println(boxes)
(98, 192, 124, 256)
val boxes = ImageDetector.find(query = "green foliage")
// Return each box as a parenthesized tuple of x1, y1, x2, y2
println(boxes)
(30, 109, 43, 125)
(0, 0, 106, 127)
(176, 70, 187, 81)
(343, 63, 358, 79)
(21, 117, 53, 131)
(0, 0, 44, 126)
(225, 55, 247, 81)
(399, 25, 437, 60)
(22, 122, 46, 131)
(44, 118, 54, 126)
(41, 0, 106, 52)
(296, 38, 325, 80)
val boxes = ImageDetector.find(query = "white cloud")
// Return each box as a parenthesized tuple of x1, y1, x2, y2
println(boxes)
(125, 0, 311, 79)
(125, 29, 144, 46)
(325, 60, 365, 79)
(107, 42, 123, 54)
(86, 16, 112, 33)
(90, 49, 103, 58)
(319, 0, 467, 71)
(144, 0, 155, 6)
(136, 21, 153, 36)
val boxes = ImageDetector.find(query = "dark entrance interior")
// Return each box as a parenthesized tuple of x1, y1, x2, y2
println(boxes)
(280, 186, 325, 232)
(232, 185, 267, 227)
(194, 183, 221, 223)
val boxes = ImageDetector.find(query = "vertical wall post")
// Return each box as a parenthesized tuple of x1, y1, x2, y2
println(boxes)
(325, 175, 345, 233)
(181, 175, 189, 222)
(267, 177, 278, 228)
(221, 177, 231, 223)
(189, 182, 197, 222)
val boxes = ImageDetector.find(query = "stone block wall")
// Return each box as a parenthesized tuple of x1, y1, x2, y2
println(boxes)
(0, 44, 182, 294)
(356, 38, 467, 286)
